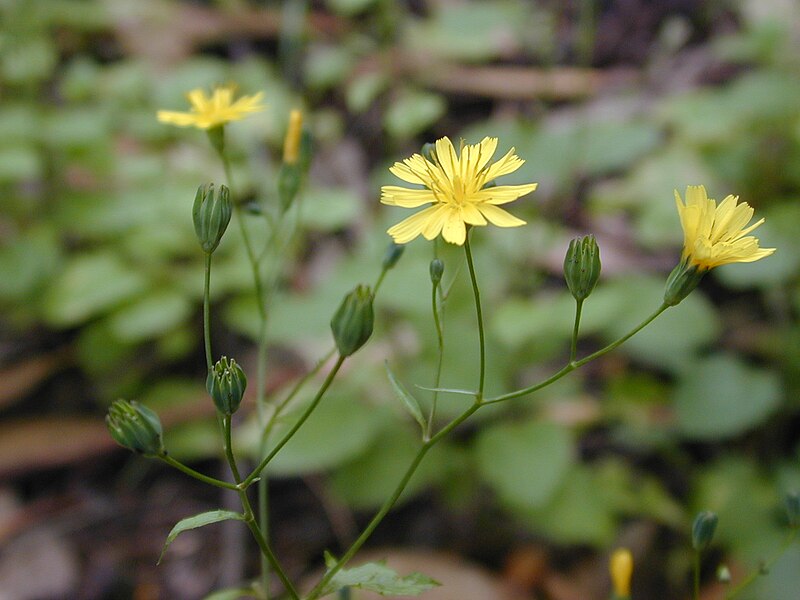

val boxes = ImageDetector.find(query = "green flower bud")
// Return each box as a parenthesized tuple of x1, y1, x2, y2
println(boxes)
(692, 510, 718, 551)
(206, 356, 247, 415)
(664, 260, 707, 306)
(382, 242, 405, 271)
(564, 235, 601, 301)
(785, 491, 800, 528)
(193, 183, 232, 253)
(106, 399, 165, 456)
(331, 284, 374, 357)
(278, 164, 302, 212)
(429, 258, 444, 287)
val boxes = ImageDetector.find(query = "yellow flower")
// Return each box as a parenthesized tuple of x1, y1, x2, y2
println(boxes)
(157, 85, 265, 129)
(609, 548, 633, 598)
(381, 136, 538, 245)
(675, 185, 775, 270)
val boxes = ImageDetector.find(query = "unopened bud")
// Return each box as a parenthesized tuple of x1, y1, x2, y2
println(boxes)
(206, 356, 247, 415)
(429, 259, 444, 287)
(278, 110, 308, 212)
(692, 510, 718, 551)
(193, 183, 232, 253)
(282, 109, 303, 165)
(564, 235, 601, 301)
(664, 260, 706, 306)
(331, 284, 374, 357)
(106, 399, 165, 456)
(609, 548, 633, 599)
(382, 242, 405, 271)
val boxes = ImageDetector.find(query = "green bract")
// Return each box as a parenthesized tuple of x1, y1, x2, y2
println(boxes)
(192, 183, 232, 254)
(563, 235, 601, 301)
(106, 399, 165, 456)
(331, 284, 374, 357)
(207, 356, 247, 415)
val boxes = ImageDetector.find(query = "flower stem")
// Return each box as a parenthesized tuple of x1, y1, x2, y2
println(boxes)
(569, 298, 584, 363)
(463, 235, 486, 401)
(426, 280, 444, 441)
(203, 252, 213, 370)
(306, 401, 481, 599)
(693, 551, 701, 600)
(242, 355, 346, 489)
(486, 303, 669, 404)
(725, 529, 798, 599)
(160, 455, 239, 490)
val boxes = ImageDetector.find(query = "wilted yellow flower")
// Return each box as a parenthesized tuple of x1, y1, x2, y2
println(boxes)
(675, 185, 775, 270)
(381, 136, 538, 246)
(610, 548, 633, 598)
(157, 85, 265, 129)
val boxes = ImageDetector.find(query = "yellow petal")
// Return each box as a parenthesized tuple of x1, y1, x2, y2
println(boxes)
(482, 147, 525, 181)
(474, 183, 538, 205)
(441, 210, 467, 245)
(380, 186, 436, 208)
(386, 205, 442, 244)
(477, 204, 526, 227)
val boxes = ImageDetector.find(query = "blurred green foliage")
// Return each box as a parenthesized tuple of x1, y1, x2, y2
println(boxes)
(2, 0, 800, 596)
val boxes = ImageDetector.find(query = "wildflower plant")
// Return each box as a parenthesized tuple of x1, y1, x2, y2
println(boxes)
(104, 83, 778, 599)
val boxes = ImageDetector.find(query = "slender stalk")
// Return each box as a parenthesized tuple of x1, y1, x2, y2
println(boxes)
(307, 402, 481, 599)
(203, 252, 213, 370)
(569, 298, 583, 363)
(486, 303, 669, 404)
(426, 282, 444, 441)
(160, 455, 239, 490)
(262, 348, 337, 445)
(693, 551, 701, 600)
(725, 529, 798, 599)
(463, 235, 486, 401)
(242, 355, 346, 488)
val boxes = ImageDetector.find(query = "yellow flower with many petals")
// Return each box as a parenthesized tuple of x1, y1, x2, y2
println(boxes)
(381, 137, 538, 245)
(675, 185, 775, 270)
(157, 85, 265, 130)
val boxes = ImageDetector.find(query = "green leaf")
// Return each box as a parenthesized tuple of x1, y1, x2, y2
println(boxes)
(475, 420, 573, 509)
(385, 362, 427, 434)
(674, 353, 782, 440)
(384, 90, 446, 140)
(159, 510, 245, 564)
(43, 253, 148, 326)
(107, 290, 193, 343)
(320, 553, 439, 597)
(267, 394, 388, 476)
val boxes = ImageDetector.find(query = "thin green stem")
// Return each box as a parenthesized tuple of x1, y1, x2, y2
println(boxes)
(223, 415, 242, 484)
(262, 347, 337, 445)
(203, 252, 213, 370)
(426, 282, 444, 441)
(243, 355, 346, 488)
(569, 299, 583, 363)
(160, 455, 239, 490)
(307, 401, 481, 599)
(693, 551, 701, 600)
(486, 303, 669, 404)
(725, 529, 798, 599)
(463, 235, 486, 401)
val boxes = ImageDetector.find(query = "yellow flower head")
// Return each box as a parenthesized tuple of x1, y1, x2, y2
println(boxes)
(610, 548, 633, 598)
(381, 136, 538, 245)
(675, 185, 775, 270)
(157, 85, 265, 130)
